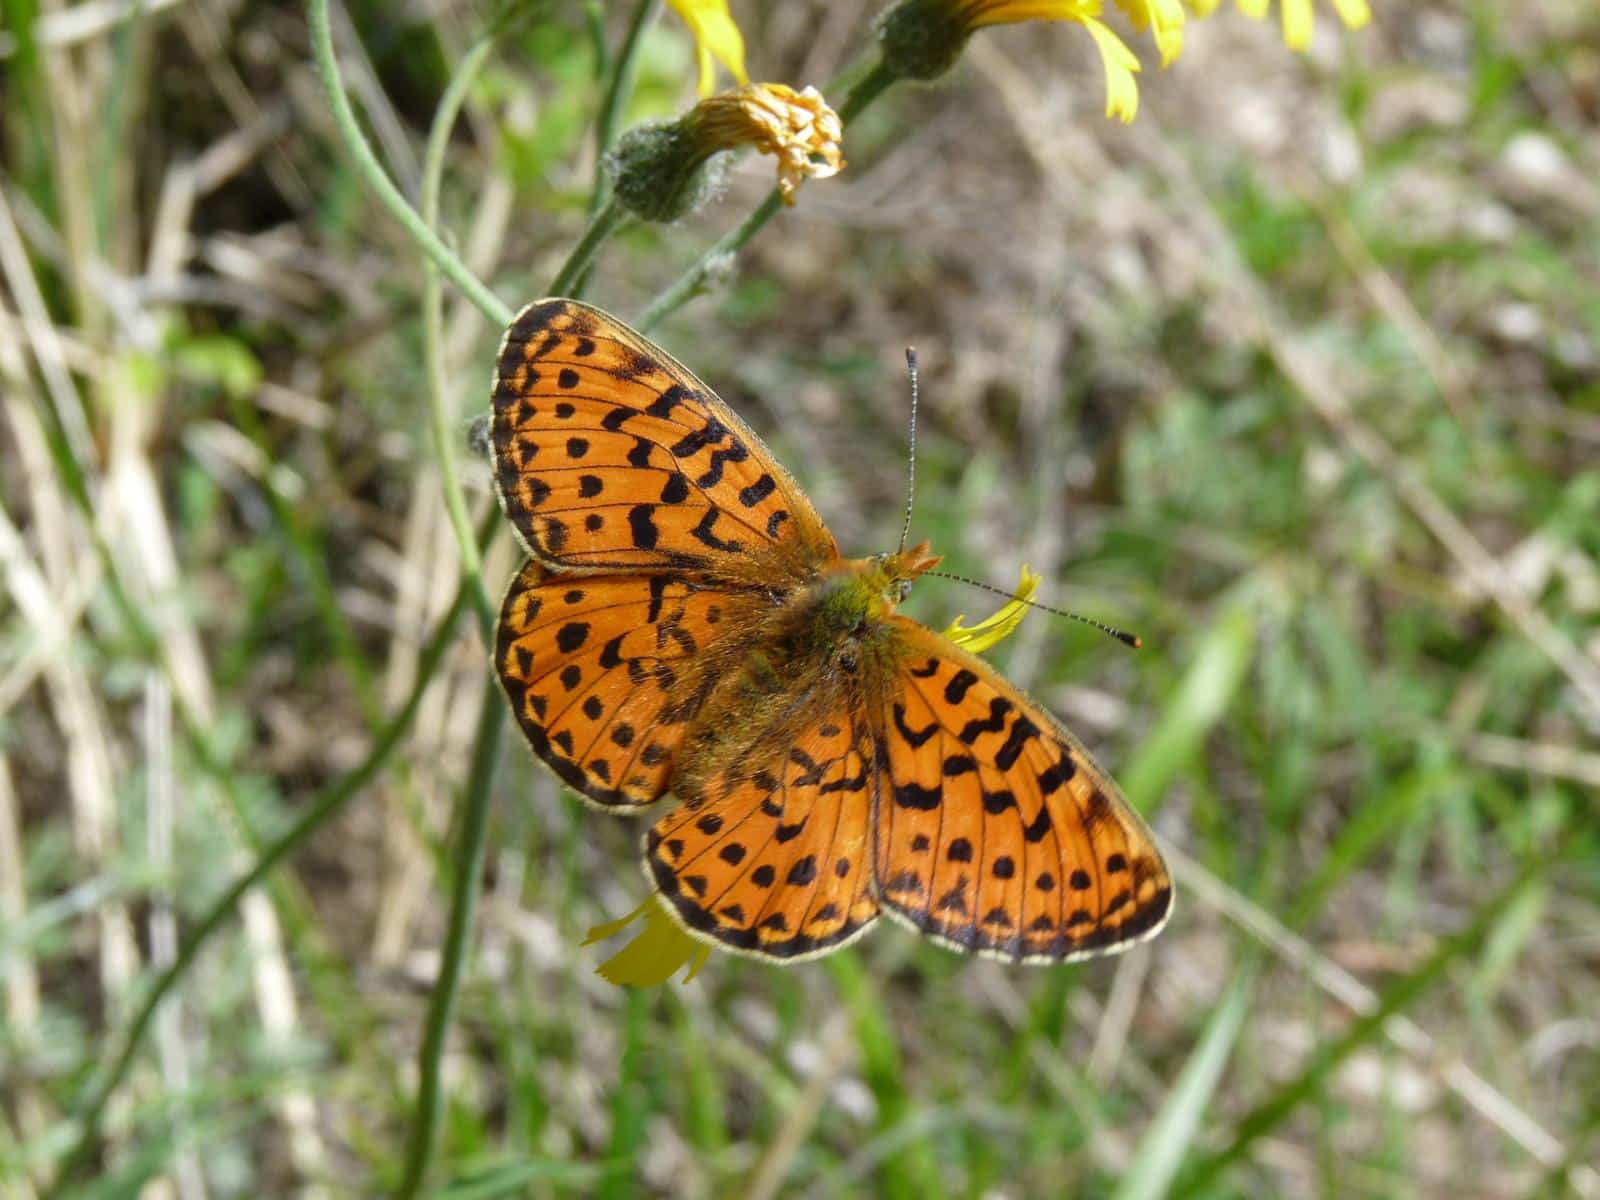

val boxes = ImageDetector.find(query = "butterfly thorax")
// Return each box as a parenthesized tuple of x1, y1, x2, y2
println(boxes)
(671, 543, 942, 793)
(748, 539, 941, 677)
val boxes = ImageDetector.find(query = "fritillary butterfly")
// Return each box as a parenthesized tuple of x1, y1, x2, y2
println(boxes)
(491, 299, 1173, 962)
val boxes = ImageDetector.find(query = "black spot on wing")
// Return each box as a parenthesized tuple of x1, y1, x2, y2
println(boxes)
(957, 697, 1012, 745)
(738, 473, 776, 507)
(892, 702, 938, 749)
(993, 716, 1041, 770)
(943, 669, 978, 704)
(689, 510, 742, 552)
(628, 504, 660, 550)
(893, 781, 941, 811)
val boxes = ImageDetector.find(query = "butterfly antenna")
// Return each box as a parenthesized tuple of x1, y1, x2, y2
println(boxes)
(927, 570, 1143, 649)
(898, 347, 919, 555)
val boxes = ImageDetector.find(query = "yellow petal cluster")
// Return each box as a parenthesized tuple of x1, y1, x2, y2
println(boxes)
(666, 0, 749, 95)
(687, 83, 846, 203)
(1186, 0, 1371, 50)
(943, 565, 1043, 654)
(585, 897, 711, 988)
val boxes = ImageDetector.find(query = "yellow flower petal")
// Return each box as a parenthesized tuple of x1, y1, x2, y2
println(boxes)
(1116, 0, 1187, 65)
(666, 0, 749, 96)
(1186, 0, 1369, 49)
(1329, 0, 1370, 30)
(944, 565, 1043, 653)
(586, 895, 711, 988)
(1279, 0, 1313, 48)
(962, 0, 1100, 25)
(1081, 17, 1142, 122)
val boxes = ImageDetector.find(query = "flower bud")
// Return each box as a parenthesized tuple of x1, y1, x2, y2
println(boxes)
(607, 84, 845, 222)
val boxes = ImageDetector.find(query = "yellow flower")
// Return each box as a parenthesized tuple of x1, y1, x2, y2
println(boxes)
(944, 564, 1042, 653)
(585, 896, 711, 987)
(878, 0, 1145, 123)
(666, 0, 749, 96)
(608, 83, 845, 220)
(688, 83, 845, 204)
(1187, 0, 1370, 50)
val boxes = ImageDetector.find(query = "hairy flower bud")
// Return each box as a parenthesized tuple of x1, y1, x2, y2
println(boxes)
(607, 84, 845, 222)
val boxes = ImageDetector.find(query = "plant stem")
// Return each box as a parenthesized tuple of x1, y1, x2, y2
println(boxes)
(634, 60, 898, 331)
(421, 32, 500, 638)
(395, 678, 506, 1199)
(589, 0, 662, 215)
(307, 0, 513, 327)
(549, 198, 630, 298)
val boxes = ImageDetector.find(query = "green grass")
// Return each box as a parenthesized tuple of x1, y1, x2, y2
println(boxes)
(1, 2, 1597, 1197)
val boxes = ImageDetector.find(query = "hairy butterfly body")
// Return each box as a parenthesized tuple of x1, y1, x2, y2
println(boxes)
(492, 298, 1172, 962)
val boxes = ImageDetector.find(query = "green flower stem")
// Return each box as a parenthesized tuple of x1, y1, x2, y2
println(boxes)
(635, 188, 783, 332)
(590, 0, 662, 215)
(635, 59, 898, 332)
(549, 197, 631, 299)
(52, 511, 490, 1190)
(837, 59, 900, 124)
(396, 678, 506, 1199)
(307, 0, 513, 327)
(421, 32, 500, 638)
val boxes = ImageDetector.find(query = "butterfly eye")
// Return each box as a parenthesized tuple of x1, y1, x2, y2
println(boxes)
(837, 644, 859, 672)
(897, 580, 912, 602)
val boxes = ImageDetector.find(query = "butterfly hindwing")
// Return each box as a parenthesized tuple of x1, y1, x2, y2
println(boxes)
(872, 619, 1173, 962)
(645, 706, 880, 959)
(492, 299, 838, 579)
(496, 562, 759, 808)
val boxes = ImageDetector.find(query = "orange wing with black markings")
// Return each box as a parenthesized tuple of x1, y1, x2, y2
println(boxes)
(871, 620, 1173, 962)
(496, 562, 764, 809)
(491, 299, 837, 580)
(645, 706, 880, 959)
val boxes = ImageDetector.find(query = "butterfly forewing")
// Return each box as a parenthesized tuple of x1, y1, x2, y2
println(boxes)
(492, 299, 837, 580)
(872, 619, 1172, 962)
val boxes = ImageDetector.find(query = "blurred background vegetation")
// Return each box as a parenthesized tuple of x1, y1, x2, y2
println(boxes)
(2, 1, 1598, 1196)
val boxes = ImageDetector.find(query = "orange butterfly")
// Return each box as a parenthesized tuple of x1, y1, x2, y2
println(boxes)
(491, 299, 1172, 963)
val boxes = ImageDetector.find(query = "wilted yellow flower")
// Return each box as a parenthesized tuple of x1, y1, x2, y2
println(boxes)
(1187, 0, 1370, 50)
(689, 83, 845, 203)
(585, 896, 710, 987)
(608, 83, 845, 220)
(944, 565, 1043, 653)
(666, 0, 749, 95)
(878, 0, 1145, 123)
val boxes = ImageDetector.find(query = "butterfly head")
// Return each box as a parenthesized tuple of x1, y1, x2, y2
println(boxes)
(867, 540, 942, 612)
